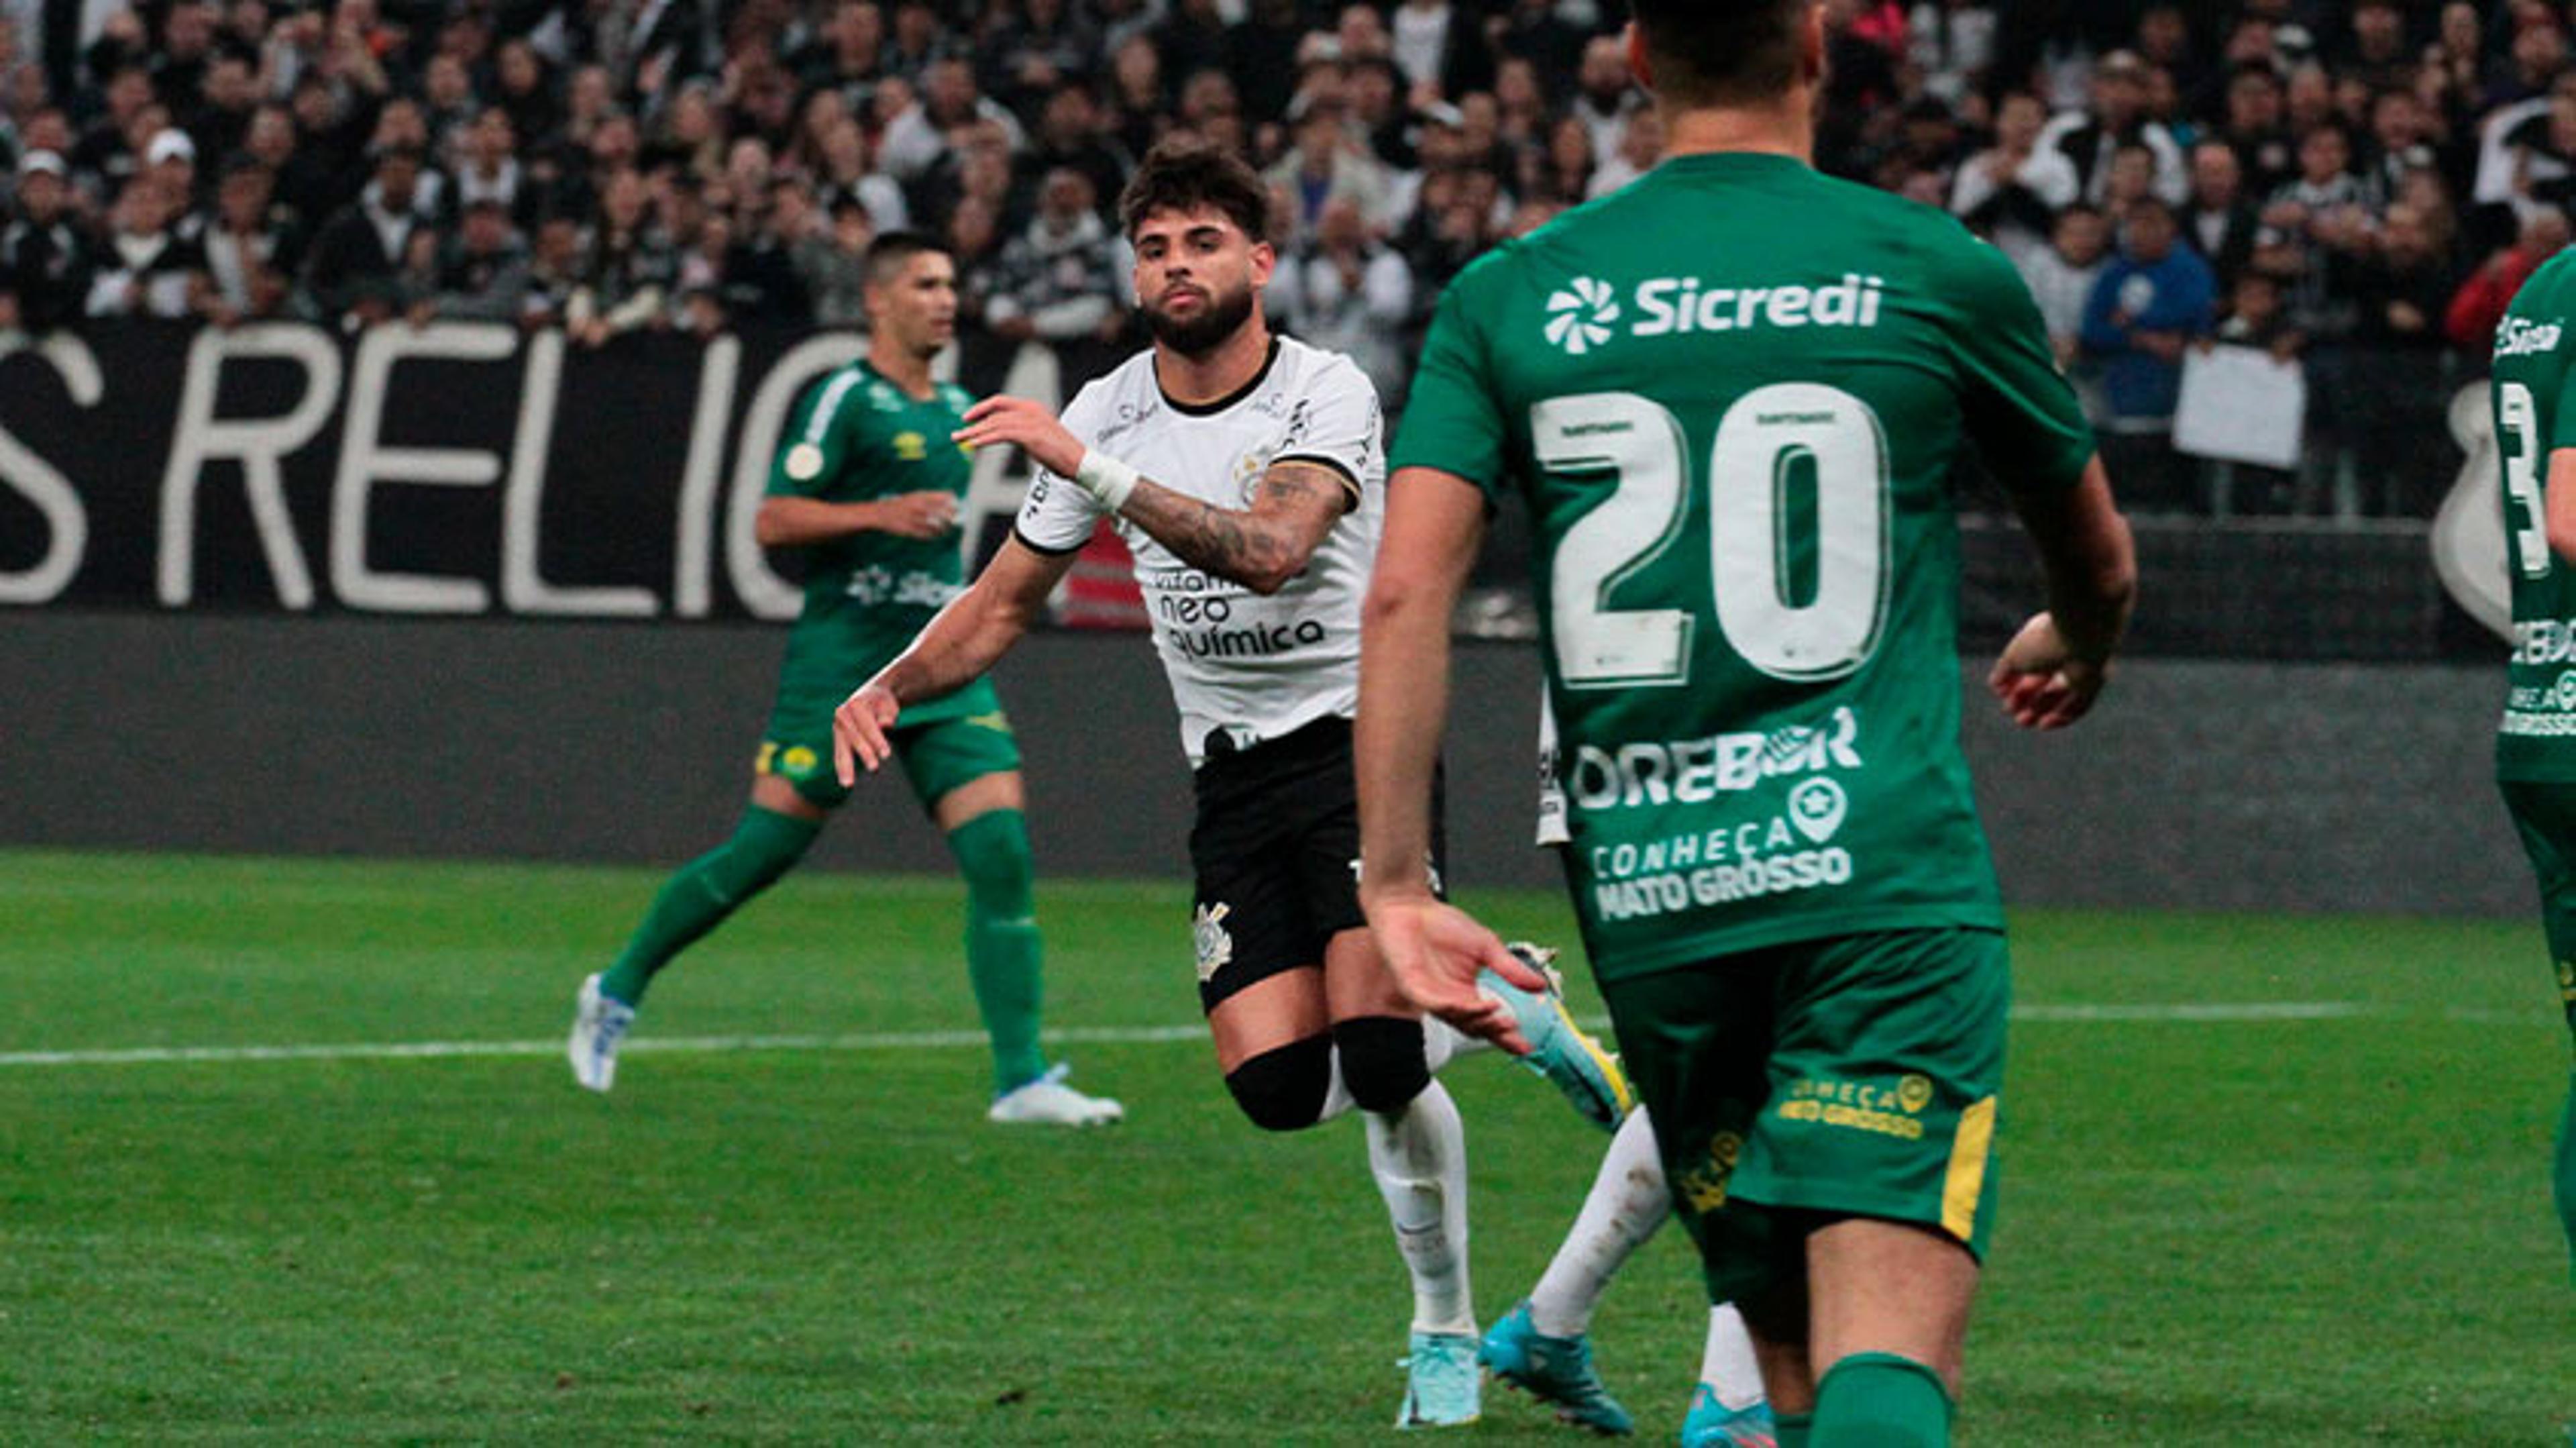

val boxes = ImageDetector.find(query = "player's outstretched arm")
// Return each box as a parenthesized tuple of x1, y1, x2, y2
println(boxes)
(1990, 458, 2136, 730)
(833, 537, 1072, 783)
(955, 395, 1348, 594)
(1356, 465, 1550, 1050)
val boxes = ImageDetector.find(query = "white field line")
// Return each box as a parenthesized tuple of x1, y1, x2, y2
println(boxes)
(0, 1002, 2384, 1069)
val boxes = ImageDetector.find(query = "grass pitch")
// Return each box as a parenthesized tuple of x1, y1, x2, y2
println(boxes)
(2, 849, 2570, 1443)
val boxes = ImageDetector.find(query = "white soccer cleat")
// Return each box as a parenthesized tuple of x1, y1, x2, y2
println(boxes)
(986, 1062, 1124, 1127)
(567, 973, 635, 1093)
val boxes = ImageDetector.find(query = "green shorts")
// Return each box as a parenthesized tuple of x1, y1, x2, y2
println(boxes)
(2500, 778, 2576, 1059)
(757, 677, 1019, 813)
(1599, 926, 2009, 1305)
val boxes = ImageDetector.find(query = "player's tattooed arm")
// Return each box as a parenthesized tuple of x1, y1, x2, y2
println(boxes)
(1119, 460, 1354, 595)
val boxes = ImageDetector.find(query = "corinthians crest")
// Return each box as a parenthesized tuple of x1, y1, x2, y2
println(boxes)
(1193, 902, 1234, 982)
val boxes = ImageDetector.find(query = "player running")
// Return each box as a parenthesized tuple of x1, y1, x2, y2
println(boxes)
(1356, 4, 2135, 1445)
(2487, 243, 2576, 1285)
(833, 136, 1630, 1429)
(566, 231, 1122, 1128)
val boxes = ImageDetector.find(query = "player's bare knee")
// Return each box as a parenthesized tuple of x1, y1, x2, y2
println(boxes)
(1224, 1034, 1334, 1131)
(1332, 1015, 1430, 1115)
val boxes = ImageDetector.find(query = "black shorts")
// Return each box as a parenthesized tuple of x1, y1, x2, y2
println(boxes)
(1185, 717, 1443, 1013)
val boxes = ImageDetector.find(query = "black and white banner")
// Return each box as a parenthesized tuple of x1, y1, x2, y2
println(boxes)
(0, 320, 1040, 620)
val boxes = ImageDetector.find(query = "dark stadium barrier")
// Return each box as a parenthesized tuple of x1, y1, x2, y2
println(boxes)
(0, 611, 2526, 917)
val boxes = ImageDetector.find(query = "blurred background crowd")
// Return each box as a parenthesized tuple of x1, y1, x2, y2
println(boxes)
(0, 0, 2565, 519)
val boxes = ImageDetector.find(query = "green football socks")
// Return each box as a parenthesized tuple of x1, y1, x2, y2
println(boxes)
(2558, 1072, 2576, 1286)
(1810, 1352, 1952, 1447)
(1774, 1412, 1812, 1447)
(948, 809, 1049, 1094)
(598, 806, 822, 1006)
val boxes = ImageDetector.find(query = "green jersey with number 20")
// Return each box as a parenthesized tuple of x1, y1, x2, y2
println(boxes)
(2492, 249, 2576, 782)
(1393, 152, 2096, 980)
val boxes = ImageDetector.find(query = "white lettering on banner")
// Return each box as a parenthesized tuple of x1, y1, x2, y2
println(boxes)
(672, 336, 741, 618)
(158, 323, 341, 607)
(501, 329, 655, 617)
(727, 333, 869, 621)
(13, 323, 991, 618)
(330, 323, 514, 613)
(0, 334, 101, 603)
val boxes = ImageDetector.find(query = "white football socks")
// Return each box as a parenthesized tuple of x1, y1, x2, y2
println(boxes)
(1527, 1104, 1669, 1337)
(1366, 1079, 1474, 1335)
(1701, 1302, 1768, 1412)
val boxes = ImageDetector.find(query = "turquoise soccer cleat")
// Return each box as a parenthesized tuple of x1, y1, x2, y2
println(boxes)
(1397, 1329, 1483, 1429)
(1483, 943, 1635, 1132)
(1680, 1383, 1778, 1448)
(1479, 1300, 1635, 1436)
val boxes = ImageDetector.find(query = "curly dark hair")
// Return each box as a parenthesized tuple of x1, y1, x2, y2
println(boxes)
(1117, 135, 1270, 246)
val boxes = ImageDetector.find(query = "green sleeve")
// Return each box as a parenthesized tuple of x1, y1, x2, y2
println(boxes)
(1938, 227, 2097, 495)
(766, 368, 869, 499)
(1388, 262, 1511, 502)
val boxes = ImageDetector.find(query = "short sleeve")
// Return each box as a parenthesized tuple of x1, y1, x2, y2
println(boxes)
(1012, 381, 1109, 554)
(1387, 264, 1511, 502)
(1273, 354, 1386, 505)
(767, 368, 869, 499)
(1940, 229, 2098, 495)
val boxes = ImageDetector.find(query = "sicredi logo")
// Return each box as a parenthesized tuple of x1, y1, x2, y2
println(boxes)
(1544, 274, 1888, 354)
(1544, 277, 1621, 355)
(2497, 316, 2563, 359)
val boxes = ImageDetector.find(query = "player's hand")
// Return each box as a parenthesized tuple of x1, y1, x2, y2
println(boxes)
(832, 682, 903, 785)
(873, 490, 960, 539)
(1988, 611, 2110, 730)
(954, 395, 1085, 478)
(1364, 895, 1550, 1056)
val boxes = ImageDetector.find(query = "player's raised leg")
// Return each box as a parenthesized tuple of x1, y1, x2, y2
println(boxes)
(571, 773, 826, 1092)
(1480, 942, 1633, 1131)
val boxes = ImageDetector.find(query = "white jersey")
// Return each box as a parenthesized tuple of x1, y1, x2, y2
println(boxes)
(1016, 337, 1387, 766)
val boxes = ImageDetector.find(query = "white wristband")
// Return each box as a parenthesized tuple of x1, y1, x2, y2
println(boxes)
(1073, 449, 1141, 513)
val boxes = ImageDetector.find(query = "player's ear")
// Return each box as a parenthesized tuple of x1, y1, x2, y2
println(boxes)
(1800, 1, 1828, 86)
(1623, 21, 1652, 93)
(1249, 238, 1276, 289)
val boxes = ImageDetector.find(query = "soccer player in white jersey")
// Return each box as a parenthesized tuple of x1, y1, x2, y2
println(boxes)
(830, 136, 1631, 1430)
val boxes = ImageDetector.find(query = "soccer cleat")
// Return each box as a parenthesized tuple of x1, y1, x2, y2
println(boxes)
(1483, 943, 1635, 1133)
(1680, 1384, 1779, 1448)
(566, 973, 635, 1093)
(986, 1062, 1124, 1127)
(1396, 1329, 1483, 1429)
(1479, 1300, 1634, 1436)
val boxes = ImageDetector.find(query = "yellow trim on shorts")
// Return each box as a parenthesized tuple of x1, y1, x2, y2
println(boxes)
(1942, 1096, 1996, 1242)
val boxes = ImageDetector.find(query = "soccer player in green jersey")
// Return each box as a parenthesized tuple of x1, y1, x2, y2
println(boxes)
(1353, 5, 2135, 1445)
(2487, 247, 2576, 1282)
(565, 231, 1121, 1127)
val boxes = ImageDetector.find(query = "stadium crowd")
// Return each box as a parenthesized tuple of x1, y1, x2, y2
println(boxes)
(0, 0, 2567, 515)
